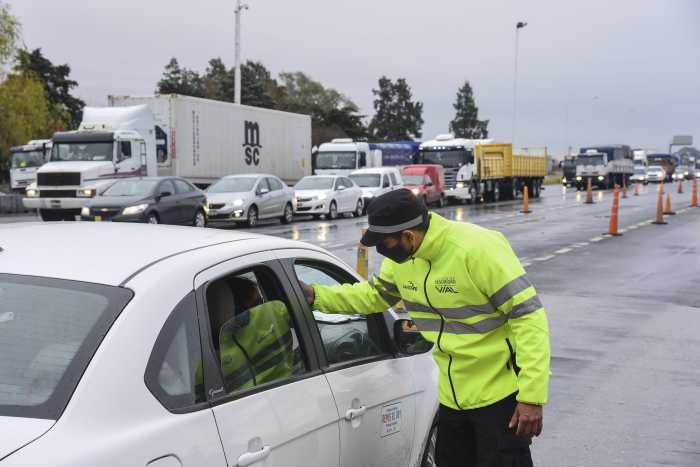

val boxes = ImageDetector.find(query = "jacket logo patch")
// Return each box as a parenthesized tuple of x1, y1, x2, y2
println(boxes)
(435, 277, 459, 294)
(403, 280, 418, 292)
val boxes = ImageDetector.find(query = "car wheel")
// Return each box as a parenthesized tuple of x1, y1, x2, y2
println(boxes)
(147, 213, 159, 224)
(353, 199, 363, 217)
(247, 205, 259, 227)
(192, 210, 206, 227)
(420, 419, 438, 467)
(327, 201, 338, 220)
(281, 203, 294, 224)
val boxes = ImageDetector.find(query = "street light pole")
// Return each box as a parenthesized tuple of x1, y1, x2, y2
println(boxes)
(234, 0, 249, 105)
(512, 21, 527, 146)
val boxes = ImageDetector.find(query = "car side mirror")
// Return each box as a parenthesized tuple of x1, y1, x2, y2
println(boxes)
(336, 185, 346, 191)
(158, 191, 172, 201)
(393, 319, 432, 355)
(258, 187, 270, 195)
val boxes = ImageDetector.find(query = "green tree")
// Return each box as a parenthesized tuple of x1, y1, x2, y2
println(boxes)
(156, 57, 204, 98)
(201, 58, 231, 101)
(14, 49, 85, 129)
(449, 80, 489, 139)
(368, 76, 423, 140)
(0, 74, 55, 178)
(0, 1, 20, 67)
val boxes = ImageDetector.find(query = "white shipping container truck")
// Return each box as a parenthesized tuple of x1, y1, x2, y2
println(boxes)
(108, 94, 312, 186)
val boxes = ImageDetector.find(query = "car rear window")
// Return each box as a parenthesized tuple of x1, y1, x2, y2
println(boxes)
(0, 274, 133, 420)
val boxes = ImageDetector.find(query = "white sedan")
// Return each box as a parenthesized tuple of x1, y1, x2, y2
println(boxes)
(0, 223, 438, 467)
(294, 175, 364, 219)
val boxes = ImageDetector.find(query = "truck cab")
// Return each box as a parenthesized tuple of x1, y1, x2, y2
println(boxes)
(418, 134, 491, 203)
(23, 106, 157, 221)
(561, 155, 577, 186)
(401, 164, 445, 207)
(9, 140, 51, 193)
(314, 139, 381, 176)
(575, 145, 633, 190)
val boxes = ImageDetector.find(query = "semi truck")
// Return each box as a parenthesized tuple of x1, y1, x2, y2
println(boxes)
(561, 155, 577, 186)
(108, 94, 312, 186)
(23, 105, 158, 221)
(574, 145, 634, 190)
(313, 139, 419, 176)
(9, 140, 52, 193)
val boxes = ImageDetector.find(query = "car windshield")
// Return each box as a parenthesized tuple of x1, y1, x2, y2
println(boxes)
(577, 155, 604, 165)
(634, 167, 646, 174)
(420, 149, 473, 167)
(403, 175, 425, 185)
(11, 150, 46, 169)
(316, 152, 357, 170)
(0, 275, 132, 419)
(295, 177, 335, 190)
(51, 142, 114, 162)
(349, 174, 381, 187)
(648, 166, 664, 172)
(207, 177, 257, 193)
(102, 179, 158, 196)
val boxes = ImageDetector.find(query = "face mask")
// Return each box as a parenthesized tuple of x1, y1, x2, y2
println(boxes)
(377, 235, 413, 263)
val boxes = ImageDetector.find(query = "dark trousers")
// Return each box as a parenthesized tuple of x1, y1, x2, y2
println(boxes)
(436, 393, 533, 467)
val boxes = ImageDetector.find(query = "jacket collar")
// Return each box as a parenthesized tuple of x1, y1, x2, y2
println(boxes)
(413, 213, 449, 260)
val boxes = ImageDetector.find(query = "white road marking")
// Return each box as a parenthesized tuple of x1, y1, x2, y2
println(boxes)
(627, 225, 638, 230)
(572, 242, 589, 248)
(534, 255, 555, 261)
(521, 262, 532, 268)
(618, 228, 627, 233)
(555, 248, 572, 254)
(590, 236, 604, 242)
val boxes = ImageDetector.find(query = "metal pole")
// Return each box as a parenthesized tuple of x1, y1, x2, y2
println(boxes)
(512, 22, 527, 146)
(234, 0, 248, 104)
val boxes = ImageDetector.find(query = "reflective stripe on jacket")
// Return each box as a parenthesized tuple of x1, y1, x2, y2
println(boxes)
(312, 213, 550, 410)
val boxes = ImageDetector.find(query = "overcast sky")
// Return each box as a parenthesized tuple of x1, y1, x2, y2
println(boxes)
(12, 0, 700, 155)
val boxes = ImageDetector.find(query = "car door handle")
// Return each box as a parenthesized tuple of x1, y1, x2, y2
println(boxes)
(237, 445, 271, 466)
(344, 406, 367, 421)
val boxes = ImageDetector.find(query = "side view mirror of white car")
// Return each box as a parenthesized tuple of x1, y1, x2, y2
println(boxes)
(336, 185, 346, 191)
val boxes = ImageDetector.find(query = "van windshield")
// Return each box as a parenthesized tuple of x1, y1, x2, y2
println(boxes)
(0, 275, 132, 420)
(349, 174, 381, 187)
(51, 143, 114, 162)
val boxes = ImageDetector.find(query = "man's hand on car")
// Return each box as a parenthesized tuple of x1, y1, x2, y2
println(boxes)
(299, 281, 315, 305)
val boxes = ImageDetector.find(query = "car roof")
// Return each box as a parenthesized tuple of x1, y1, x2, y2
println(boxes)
(0, 223, 295, 286)
(350, 168, 399, 175)
(222, 174, 268, 179)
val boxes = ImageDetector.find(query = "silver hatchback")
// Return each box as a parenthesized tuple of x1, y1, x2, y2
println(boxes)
(206, 174, 295, 227)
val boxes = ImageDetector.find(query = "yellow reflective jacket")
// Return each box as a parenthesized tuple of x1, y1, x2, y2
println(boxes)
(312, 213, 550, 410)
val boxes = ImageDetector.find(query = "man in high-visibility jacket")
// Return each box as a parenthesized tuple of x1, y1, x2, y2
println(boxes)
(300, 189, 550, 467)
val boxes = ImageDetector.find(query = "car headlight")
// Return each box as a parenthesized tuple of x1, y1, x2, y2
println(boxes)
(576, 176, 582, 181)
(232, 199, 244, 207)
(561, 177, 567, 183)
(81, 206, 90, 217)
(317, 193, 327, 201)
(411, 188, 420, 195)
(456, 182, 465, 189)
(26, 188, 39, 198)
(122, 203, 149, 216)
(685, 171, 689, 176)
(77, 188, 96, 198)
(597, 176, 604, 181)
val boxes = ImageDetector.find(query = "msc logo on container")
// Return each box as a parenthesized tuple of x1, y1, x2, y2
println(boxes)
(243, 121, 262, 166)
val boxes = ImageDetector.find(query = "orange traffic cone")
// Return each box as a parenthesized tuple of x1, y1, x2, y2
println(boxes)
(634, 182, 640, 196)
(678, 180, 684, 194)
(664, 192, 676, 215)
(585, 178, 594, 204)
(607, 186, 622, 236)
(521, 186, 531, 213)
(691, 178, 698, 207)
(653, 184, 667, 225)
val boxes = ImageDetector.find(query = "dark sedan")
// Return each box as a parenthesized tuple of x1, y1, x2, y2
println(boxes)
(81, 177, 207, 226)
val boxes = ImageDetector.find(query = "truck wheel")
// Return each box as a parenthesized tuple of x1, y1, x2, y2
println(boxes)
(247, 205, 259, 227)
(326, 201, 338, 220)
(533, 181, 541, 198)
(280, 203, 294, 224)
(147, 213, 159, 224)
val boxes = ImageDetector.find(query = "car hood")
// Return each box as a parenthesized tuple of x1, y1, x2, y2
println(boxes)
(88, 195, 150, 208)
(0, 416, 54, 460)
(360, 187, 382, 197)
(294, 189, 332, 198)
(206, 192, 253, 204)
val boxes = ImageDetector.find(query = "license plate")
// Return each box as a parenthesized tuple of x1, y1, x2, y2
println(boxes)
(50, 200, 61, 208)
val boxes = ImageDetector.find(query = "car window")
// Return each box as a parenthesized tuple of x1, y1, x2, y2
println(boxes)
(203, 267, 307, 397)
(343, 177, 354, 187)
(256, 178, 271, 194)
(144, 292, 206, 412)
(173, 179, 193, 194)
(267, 177, 284, 191)
(390, 172, 398, 185)
(159, 180, 176, 195)
(293, 262, 388, 366)
(119, 141, 131, 162)
(382, 175, 390, 188)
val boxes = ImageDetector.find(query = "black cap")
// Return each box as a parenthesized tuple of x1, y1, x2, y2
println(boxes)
(360, 189, 428, 247)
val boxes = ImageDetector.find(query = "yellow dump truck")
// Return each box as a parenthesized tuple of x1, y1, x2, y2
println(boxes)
(475, 143, 547, 201)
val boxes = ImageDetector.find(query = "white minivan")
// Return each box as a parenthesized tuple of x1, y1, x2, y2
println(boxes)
(349, 167, 404, 212)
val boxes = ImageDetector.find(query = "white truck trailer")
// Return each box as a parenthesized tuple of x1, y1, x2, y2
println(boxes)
(23, 106, 157, 221)
(108, 94, 312, 186)
(9, 140, 52, 193)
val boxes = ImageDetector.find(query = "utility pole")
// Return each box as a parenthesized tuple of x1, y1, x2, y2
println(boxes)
(234, 0, 249, 104)
(512, 21, 527, 146)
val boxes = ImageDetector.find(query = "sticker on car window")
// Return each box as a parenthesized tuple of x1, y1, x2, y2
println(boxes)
(380, 402, 402, 437)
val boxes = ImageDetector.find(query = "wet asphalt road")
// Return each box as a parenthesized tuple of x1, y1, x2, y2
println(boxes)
(3, 183, 700, 466)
